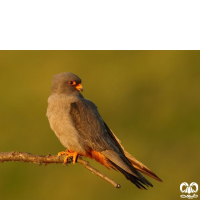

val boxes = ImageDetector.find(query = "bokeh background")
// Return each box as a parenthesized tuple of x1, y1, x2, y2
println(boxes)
(0, 51, 199, 200)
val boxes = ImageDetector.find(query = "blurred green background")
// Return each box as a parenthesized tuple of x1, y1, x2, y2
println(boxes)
(0, 51, 199, 200)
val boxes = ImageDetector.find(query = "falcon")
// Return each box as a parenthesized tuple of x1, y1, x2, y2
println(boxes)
(46, 72, 162, 189)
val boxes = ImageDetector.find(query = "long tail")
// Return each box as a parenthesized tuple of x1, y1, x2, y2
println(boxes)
(124, 150, 162, 182)
(86, 149, 161, 189)
(109, 160, 152, 190)
(110, 129, 162, 183)
(102, 149, 154, 189)
(87, 150, 153, 189)
(86, 126, 162, 188)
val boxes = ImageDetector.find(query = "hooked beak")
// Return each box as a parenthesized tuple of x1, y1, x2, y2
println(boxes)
(75, 83, 83, 92)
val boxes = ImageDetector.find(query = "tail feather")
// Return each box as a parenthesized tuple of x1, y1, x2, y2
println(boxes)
(110, 129, 162, 182)
(109, 160, 152, 189)
(87, 149, 154, 189)
(124, 150, 163, 182)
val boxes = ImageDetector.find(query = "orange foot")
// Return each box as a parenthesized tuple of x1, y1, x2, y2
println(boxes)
(58, 150, 78, 165)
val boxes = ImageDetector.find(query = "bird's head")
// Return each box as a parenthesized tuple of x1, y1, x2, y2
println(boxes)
(51, 72, 83, 95)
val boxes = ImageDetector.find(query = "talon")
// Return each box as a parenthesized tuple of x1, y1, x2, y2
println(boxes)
(57, 150, 78, 164)
(58, 151, 66, 157)
(64, 156, 69, 163)
(72, 152, 78, 164)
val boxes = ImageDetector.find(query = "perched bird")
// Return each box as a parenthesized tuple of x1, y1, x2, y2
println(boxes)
(46, 72, 162, 189)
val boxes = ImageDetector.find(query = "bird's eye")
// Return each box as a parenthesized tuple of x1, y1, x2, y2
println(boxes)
(68, 81, 76, 86)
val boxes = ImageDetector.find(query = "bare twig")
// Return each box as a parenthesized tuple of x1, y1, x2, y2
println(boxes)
(0, 151, 121, 189)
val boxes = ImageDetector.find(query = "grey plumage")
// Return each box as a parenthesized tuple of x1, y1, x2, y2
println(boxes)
(46, 72, 162, 189)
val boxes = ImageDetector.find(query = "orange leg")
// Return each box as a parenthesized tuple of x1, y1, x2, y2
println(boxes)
(58, 150, 78, 165)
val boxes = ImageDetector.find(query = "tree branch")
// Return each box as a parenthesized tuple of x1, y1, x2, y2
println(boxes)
(0, 151, 121, 189)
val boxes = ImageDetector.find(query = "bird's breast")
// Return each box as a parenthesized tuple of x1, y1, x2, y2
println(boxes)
(46, 95, 88, 154)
